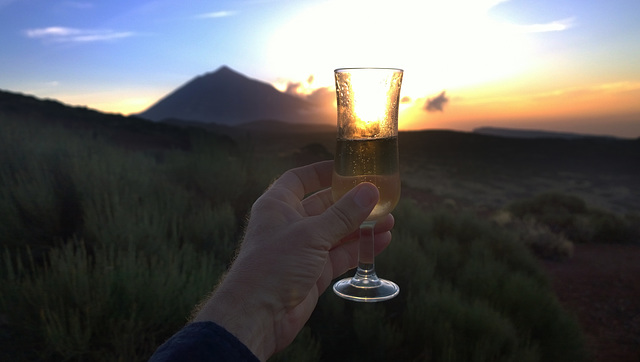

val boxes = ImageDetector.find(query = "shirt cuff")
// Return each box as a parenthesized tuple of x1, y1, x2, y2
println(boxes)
(149, 321, 259, 362)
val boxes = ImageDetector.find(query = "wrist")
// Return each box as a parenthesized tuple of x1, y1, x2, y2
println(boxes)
(192, 267, 277, 361)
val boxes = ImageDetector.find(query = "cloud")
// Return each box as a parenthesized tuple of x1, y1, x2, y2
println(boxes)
(425, 91, 449, 112)
(280, 74, 336, 109)
(283, 80, 334, 108)
(516, 17, 576, 33)
(25, 26, 136, 43)
(283, 76, 314, 97)
(531, 81, 640, 101)
(196, 11, 237, 19)
(306, 87, 334, 107)
(285, 81, 304, 95)
(26, 27, 79, 37)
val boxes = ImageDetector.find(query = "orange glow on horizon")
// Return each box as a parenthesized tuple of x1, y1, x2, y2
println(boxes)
(394, 81, 640, 137)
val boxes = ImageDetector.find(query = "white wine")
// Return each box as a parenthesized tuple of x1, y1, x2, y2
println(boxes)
(332, 137, 400, 221)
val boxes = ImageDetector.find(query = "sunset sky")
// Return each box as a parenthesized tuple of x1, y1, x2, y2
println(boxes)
(1, 0, 639, 137)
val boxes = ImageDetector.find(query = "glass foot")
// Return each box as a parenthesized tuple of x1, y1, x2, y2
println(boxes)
(333, 277, 399, 302)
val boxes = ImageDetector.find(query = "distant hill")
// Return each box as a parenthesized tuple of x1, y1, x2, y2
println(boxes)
(138, 66, 333, 126)
(0, 88, 222, 151)
(473, 126, 621, 140)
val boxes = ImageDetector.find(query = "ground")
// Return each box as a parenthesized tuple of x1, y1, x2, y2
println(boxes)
(542, 243, 640, 362)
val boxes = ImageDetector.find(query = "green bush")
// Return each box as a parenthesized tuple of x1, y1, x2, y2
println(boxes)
(493, 212, 574, 260)
(0, 122, 82, 257)
(508, 193, 587, 240)
(507, 192, 640, 245)
(2, 239, 222, 361)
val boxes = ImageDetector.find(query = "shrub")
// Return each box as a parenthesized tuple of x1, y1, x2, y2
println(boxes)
(590, 210, 640, 244)
(0, 123, 82, 258)
(508, 192, 587, 240)
(493, 212, 574, 260)
(1, 239, 223, 361)
(507, 192, 640, 245)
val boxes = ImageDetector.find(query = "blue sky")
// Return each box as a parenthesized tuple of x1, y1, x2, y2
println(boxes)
(1, 0, 639, 137)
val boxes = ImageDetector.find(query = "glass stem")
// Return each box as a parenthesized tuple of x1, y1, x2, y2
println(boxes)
(352, 220, 381, 287)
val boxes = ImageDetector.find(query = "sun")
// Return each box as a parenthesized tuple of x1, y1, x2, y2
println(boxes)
(266, 0, 533, 100)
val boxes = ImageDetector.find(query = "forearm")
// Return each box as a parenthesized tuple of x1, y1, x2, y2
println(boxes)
(192, 265, 277, 362)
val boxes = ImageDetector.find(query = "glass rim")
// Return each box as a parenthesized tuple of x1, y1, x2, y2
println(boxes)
(334, 67, 403, 73)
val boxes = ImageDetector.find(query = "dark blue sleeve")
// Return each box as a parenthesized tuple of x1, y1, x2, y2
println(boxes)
(149, 321, 260, 362)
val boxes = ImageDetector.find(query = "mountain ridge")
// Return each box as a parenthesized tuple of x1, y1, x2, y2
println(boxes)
(1, 87, 636, 142)
(138, 66, 332, 126)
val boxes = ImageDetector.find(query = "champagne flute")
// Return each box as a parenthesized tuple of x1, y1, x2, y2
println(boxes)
(332, 68, 402, 302)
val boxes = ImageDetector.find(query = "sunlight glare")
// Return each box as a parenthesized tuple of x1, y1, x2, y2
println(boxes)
(350, 73, 389, 124)
(267, 0, 532, 100)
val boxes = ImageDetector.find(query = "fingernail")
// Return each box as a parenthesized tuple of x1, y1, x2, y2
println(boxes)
(354, 184, 377, 209)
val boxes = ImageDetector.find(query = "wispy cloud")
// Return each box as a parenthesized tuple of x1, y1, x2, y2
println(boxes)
(515, 17, 576, 33)
(196, 10, 237, 19)
(533, 81, 640, 100)
(25, 26, 136, 43)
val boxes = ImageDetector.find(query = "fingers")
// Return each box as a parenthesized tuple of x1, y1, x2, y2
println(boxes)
(301, 188, 333, 216)
(309, 182, 379, 249)
(375, 213, 395, 234)
(340, 213, 395, 244)
(270, 160, 334, 201)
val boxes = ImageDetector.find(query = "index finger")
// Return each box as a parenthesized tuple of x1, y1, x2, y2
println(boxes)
(271, 160, 334, 200)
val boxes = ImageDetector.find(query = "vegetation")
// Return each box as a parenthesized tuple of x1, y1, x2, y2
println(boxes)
(0, 115, 287, 361)
(509, 192, 640, 244)
(287, 202, 588, 362)
(1, 99, 616, 361)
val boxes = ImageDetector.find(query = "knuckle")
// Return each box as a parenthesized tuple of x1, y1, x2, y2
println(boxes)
(328, 205, 355, 234)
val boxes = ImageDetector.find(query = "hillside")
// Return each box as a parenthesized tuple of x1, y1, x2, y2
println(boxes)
(0, 88, 212, 151)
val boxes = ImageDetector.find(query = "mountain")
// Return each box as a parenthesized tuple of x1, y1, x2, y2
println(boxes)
(138, 66, 332, 126)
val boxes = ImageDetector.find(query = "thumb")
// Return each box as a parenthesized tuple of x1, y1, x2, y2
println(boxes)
(313, 182, 379, 248)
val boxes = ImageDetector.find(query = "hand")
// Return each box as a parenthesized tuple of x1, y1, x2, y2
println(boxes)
(192, 160, 394, 361)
